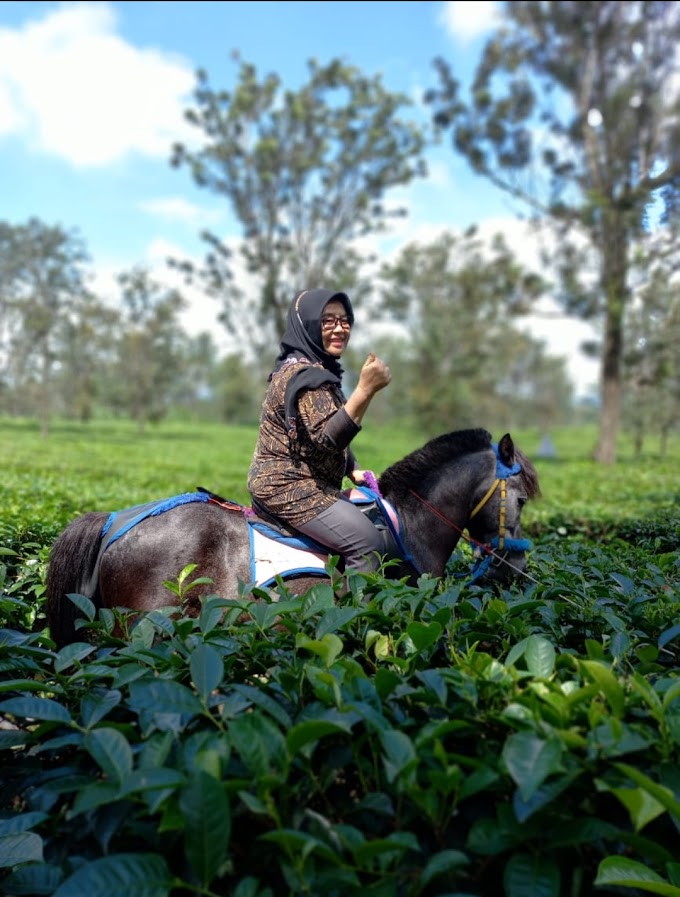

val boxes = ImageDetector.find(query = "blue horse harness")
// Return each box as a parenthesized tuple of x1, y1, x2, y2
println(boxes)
(458, 443, 532, 582)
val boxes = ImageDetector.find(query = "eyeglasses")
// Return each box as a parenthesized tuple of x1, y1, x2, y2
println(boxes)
(321, 315, 352, 331)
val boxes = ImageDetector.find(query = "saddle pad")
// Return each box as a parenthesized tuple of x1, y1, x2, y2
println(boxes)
(249, 527, 329, 589)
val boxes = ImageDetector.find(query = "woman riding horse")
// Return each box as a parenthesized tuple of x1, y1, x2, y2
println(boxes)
(247, 288, 391, 574)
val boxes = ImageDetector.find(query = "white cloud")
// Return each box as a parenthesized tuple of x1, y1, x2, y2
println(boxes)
(139, 197, 223, 226)
(438, 1, 500, 43)
(0, 2, 196, 166)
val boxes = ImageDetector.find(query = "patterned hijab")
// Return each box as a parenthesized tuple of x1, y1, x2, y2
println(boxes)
(271, 288, 355, 441)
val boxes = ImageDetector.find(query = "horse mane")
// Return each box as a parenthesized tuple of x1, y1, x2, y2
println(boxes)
(378, 427, 541, 502)
(513, 446, 541, 499)
(379, 428, 493, 502)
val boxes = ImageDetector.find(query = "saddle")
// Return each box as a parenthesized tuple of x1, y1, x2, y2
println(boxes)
(202, 486, 402, 587)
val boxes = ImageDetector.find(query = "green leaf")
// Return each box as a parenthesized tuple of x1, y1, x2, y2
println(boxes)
(84, 728, 133, 783)
(115, 767, 185, 800)
(595, 856, 680, 895)
(0, 812, 48, 835)
(659, 623, 680, 650)
(228, 713, 287, 779)
(296, 632, 343, 667)
(381, 728, 417, 784)
(286, 720, 350, 756)
(0, 832, 43, 868)
(0, 696, 71, 724)
(54, 641, 96, 672)
(261, 828, 341, 864)
(513, 772, 579, 823)
(67, 592, 96, 621)
(180, 771, 231, 888)
(615, 763, 680, 819)
(177, 563, 198, 585)
(352, 831, 420, 864)
(231, 683, 293, 729)
(71, 782, 120, 815)
(80, 689, 122, 729)
(581, 659, 625, 717)
(610, 572, 635, 595)
(608, 785, 666, 832)
(127, 679, 203, 716)
(52, 853, 172, 897)
(502, 732, 563, 801)
(190, 642, 223, 701)
(504, 852, 561, 897)
(406, 621, 442, 652)
(316, 606, 360, 638)
(524, 635, 556, 678)
(420, 849, 469, 887)
(0, 861, 63, 895)
(0, 679, 57, 694)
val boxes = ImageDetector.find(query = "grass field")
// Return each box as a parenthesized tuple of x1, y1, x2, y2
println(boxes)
(1, 415, 679, 896)
(1, 415, 678, 540)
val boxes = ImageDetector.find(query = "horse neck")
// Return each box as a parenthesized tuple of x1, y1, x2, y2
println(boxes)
(386, 452, 494, 579)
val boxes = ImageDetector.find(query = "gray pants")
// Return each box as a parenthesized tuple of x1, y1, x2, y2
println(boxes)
(296, 497, 385, 573)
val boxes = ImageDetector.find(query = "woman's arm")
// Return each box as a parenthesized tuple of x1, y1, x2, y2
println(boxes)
(343, 354, 391, 426)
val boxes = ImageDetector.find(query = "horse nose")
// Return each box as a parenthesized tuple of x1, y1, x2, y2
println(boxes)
(484, 551, 526, 585)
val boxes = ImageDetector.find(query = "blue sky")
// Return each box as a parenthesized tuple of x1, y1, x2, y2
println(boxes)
(0, 0, 599, 396)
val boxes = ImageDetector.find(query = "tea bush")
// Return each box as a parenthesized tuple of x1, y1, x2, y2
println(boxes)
(0, 418, 678, 896)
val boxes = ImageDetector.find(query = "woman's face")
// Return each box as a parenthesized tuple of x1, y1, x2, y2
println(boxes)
(320, 300, 352, 357)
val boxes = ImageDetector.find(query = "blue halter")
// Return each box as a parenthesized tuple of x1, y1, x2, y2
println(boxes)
(457, 443, 532, 583)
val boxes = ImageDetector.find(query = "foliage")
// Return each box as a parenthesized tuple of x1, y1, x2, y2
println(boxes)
(108, 267, 189, 431)
(426, 0, 680, 463)
(375, 229, 573, 434)
(169, 55, 428, 348)
(0, 219, 92, 437)
(0, 417, 678, 895)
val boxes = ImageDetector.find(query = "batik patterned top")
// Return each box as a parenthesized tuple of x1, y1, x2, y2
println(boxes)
(247, 356, 360, 527)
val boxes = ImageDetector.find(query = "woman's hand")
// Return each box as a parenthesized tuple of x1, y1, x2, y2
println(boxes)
(357, 353, 391, 397)
(349, 469, 367, 485)
(344, 353, 391, 426)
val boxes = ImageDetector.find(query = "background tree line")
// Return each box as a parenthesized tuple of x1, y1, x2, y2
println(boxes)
(1, 1, 678, 458)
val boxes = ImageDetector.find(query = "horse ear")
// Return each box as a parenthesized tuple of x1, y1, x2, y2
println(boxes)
(498, 433, 515, 466)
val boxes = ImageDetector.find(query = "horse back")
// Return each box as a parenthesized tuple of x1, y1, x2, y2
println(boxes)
(98, 501, 250, 617)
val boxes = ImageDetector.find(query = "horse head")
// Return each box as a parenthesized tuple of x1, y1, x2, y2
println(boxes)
(463, 432, 541, 587)
(378, 428, 540, 589)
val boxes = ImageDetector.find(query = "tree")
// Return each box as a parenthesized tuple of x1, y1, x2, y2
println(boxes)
(109, 268, 188, 431)
(0, 219, 91, 435)
(426, 0, 680, 462)
(623, 232, 680, 456)
(56, 291, 120, 423)
(376, 229, 556, 434)
(169, 55, 428, 351)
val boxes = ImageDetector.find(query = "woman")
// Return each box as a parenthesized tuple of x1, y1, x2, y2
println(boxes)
(247, 288, 391, 574)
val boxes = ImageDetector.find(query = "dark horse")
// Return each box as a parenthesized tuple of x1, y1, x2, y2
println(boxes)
(46, 428, 540, 648)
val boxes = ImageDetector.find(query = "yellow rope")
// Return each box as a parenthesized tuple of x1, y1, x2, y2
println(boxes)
(470, 478, 500, 519)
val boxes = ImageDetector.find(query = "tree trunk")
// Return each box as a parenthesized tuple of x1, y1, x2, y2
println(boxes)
(593, 214, 628, 465)
(39, 346, 50, 439)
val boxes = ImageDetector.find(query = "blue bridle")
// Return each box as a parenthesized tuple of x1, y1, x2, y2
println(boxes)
(462, 443, 532, 583)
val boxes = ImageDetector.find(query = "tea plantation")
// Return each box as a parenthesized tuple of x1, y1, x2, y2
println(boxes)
(0, 418, 678, 897)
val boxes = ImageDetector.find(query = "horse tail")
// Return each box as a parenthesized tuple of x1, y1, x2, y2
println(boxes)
(46, 512, 108, 649)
